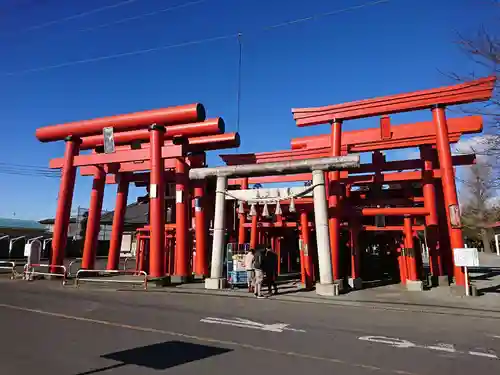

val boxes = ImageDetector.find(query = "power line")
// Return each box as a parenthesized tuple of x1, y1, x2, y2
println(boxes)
(1, 0, 141, 37)
(261, 0, 389, 31)
(0, 161, 58, 171)
(2, 0, 391, 76)
(5, 0, 209, 52)
(76, 0, 207, 35)
(0, 161, 61, 178)
(3, 34, 238, 76)
(236, 32, 243, 152)
(0, 169, 60, 178)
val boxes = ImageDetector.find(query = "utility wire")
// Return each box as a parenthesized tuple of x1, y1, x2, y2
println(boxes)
(9, 0, 208, 42)
(2, 0, 390, 77)
(76, 0, 206, 35)
(3, 34, 238, 76)
(0, 169, 61, 178)
(0, 161, 61, 178)
(261, 0, 389, 31)
(1, 0, 141, 37)
(236, 32, 243, 152)
(3, 0, 210, 66)
(0, 161, 58, 171)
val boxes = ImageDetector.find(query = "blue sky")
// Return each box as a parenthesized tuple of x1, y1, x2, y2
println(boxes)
(0, 0, 496, 220)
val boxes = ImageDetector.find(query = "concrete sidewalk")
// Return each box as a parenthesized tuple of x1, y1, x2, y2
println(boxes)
(144, 277, 500, 318)
(3, 253, 500, 318)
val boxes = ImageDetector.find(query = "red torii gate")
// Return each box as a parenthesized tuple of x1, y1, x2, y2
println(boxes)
(218, 78, 494, 289)
(222, 138, 476, 288)
(37, 103, 239, 281)
(291, 76, 496, 287)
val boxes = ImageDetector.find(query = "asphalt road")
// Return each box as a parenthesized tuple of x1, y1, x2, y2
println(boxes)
(0, 279, 499, 375)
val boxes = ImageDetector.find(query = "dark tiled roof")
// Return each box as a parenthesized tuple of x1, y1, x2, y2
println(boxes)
(100, 202, 149, 225)
(39, 217, 78, 225)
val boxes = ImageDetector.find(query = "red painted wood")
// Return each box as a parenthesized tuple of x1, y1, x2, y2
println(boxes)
(292, 76, 495, 125)
(290, 116, 482, 150)
(36, 103, 205, 142)
(80, 118, 224, 150)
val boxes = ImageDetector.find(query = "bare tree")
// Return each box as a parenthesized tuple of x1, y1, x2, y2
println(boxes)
(450, 4, 499, 183)
(460, 161, 499, 252)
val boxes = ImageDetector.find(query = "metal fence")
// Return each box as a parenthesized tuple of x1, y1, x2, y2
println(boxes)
(73, 206, 112, 241)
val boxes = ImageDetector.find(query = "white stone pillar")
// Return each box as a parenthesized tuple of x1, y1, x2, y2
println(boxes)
(312, 169, 337, 296)
(205, 176, 227, 289)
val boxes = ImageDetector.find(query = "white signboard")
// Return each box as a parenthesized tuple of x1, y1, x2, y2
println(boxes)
(453, 248, 479, 267)
(25, 240, 41, 265)
(103, 127, 115, 154)
(225, 187, 313, 201)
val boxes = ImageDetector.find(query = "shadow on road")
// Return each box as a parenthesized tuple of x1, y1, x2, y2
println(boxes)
(469, 268, 500, 295)
(74, 341, 232, 374)
(470, 269, 500, 281)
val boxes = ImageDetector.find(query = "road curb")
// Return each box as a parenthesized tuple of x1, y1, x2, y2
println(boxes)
(139, 287, 500, 319)
(19, 277, 500, 319)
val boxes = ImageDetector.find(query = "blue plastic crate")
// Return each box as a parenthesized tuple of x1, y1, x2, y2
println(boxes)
(229, 270, 248, 286)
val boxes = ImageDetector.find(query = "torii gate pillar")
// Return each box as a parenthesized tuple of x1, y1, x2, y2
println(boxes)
(148, 125, 166, 279)
(205, 176, 228, 289)
(432, 105, 466, 286)
(50, 136, 80, 272)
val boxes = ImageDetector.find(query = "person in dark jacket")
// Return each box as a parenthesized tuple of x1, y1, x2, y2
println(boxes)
(253, 247, 266, 298)
(263, 246, 278, 295)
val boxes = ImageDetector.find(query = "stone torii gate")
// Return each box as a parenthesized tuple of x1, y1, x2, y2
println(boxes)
(189, 155, 360, 296)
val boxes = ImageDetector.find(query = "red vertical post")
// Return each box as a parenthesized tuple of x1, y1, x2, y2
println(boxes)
(149, 125, 166, 279)
(51, 137, 80, 272)
(435, 183, 452, 276)
(300, 211, 313, 288)
(350, 218, 361, 280)
(329, 120, 342, 281)
(420, 146, 442, 277)
(398, 245, 408, 285)
(276, 215, 282, 275)
(298, 231, 306, 284)
(276, 236, 282, 275)
(346, 184, 361, 284)
(238, 178, 248, 245)
(249, 209, 259, 249)
(194, 180, 208, 276)
(138, 238, 146, 273)
(404, 216, 417, 281)
(175, 157, 190, 278)
(432, 106, 466, 286)
(135, 234, 142, 272)
(81, 166, 106, 270)
(107, 174, 129, 270)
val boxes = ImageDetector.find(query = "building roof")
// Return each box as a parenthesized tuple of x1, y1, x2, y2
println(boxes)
(39, 217, 78, 225)
(100, 202, 149, 225)
(0, 218, 46, 230)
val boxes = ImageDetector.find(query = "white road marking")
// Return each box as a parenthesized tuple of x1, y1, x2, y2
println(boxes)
(469, 351, 498, 359)
(0, 303, 409, 374)
(200, 317, 305, 333)
(359, 336, 498, 360)
(358, 336, 416, 348)
(283, 327, 307, 333)
(423, 343, 456, 353)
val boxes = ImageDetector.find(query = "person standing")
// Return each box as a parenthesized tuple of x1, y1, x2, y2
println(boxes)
(244, 249, 255, 293)
(264, 247, 278, 295)
(253, 247, 266, 298)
